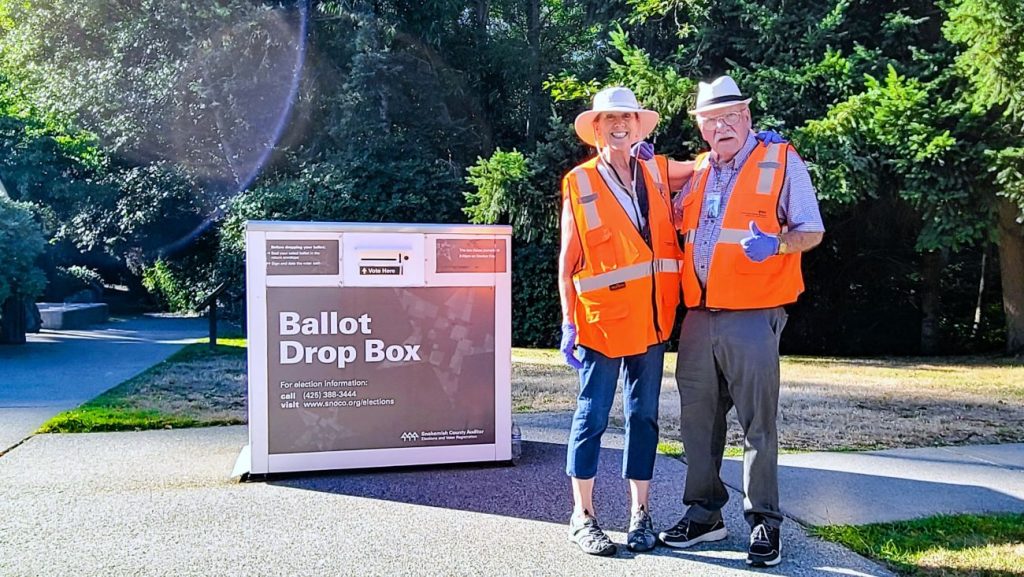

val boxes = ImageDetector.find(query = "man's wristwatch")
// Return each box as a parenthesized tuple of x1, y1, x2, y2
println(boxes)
(777, 238, 789, 255)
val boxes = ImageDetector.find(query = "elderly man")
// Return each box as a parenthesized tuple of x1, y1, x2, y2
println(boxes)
(658, 76, 824, 568)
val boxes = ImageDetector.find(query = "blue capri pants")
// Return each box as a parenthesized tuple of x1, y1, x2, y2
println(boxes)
(565, 343, 665, 480)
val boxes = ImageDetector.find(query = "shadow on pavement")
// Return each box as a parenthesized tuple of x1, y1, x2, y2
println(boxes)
(720, 458, 1024, 526)
(270, 441, 601, 525)
(267, 440, 769, 564)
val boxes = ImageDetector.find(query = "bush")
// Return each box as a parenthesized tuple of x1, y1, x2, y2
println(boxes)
(511, 240, 561, 347)
(141, 260, 192, 312)
(45, 265, 104, 302)
(0, 195, 46, 305)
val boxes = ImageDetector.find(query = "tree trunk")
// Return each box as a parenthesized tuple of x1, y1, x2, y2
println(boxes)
(526, 0, 541, 148)
(920, 250, 946, 355)
(971, 246, 987, 339)
(476, 0, 488, 33)
(0, 296, 27, 345)
(997, 197, 1024, 355)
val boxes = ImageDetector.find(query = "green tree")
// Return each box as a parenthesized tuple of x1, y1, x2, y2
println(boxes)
(0, 192, 46, 343)
(799, 65, 994, 353)
(945, 0, 1024, 354)
(480, 0, 1006, 353)
(0, 192, 45, 305)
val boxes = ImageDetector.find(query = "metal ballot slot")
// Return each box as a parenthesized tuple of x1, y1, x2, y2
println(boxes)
(357, 248, 409, 277)
(342, 234, 424, 287)
(243, 221, 512, 475)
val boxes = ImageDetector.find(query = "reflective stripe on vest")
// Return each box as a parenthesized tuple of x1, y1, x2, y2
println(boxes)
(691, 154, 710, 196)
(573, 258, 682, 293)
(683, 227, 749, 245)
(654, 258, 681, 273)
(643, 158, 663, 189)
(756, 143, 785, 195)
(574, 262, 649, 293)
(572, 168, 602, 231)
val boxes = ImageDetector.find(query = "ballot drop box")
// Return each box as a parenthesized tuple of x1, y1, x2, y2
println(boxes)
(243, 221, 513, 474)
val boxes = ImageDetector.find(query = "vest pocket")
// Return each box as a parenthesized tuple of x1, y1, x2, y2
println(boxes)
(734, 253, 786, 275)
(585, 226, 618, 271)
(578, 292, 630, 325)
(675, 191, 698, 224)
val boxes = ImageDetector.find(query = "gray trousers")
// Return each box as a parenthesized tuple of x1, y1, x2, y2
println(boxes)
(675, 307, 787, 529)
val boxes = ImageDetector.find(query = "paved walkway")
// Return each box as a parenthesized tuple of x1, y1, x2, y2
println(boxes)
(0, 426, 893, 577)
(0, 315, 207, 453)
(525, 412, 1024, 526)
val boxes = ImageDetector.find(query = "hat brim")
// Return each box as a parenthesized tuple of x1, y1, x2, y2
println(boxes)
(574, 107, 660, 147)
(688, 98, 752, 115)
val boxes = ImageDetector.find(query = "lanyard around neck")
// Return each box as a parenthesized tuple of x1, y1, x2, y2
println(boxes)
(599, 157, 637, 198)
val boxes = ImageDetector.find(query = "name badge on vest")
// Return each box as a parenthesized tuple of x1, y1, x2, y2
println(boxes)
(609, 282, 626, 291)
(706, 193, 722, 219)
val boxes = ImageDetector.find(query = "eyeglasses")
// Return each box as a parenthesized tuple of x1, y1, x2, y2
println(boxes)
(698, 111, 744, 130)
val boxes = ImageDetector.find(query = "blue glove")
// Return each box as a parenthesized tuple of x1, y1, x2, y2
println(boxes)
(560, 323, 584, 370)
(740, 221, 780, 263)
(755, 129, 787, 144)
(631, 141, 655, 161)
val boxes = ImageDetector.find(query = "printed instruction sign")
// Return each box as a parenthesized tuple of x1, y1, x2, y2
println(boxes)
(435, 238, 507, 274)
(265, 286, 496, 454)
(266, 239, 339, 275)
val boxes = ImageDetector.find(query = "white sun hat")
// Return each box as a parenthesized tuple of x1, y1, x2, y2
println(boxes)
(574, 86, 660, 147)
(688, 75, 752, 115)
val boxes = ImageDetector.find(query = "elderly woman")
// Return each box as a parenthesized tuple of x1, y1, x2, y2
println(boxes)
(558, 86, 685, 555)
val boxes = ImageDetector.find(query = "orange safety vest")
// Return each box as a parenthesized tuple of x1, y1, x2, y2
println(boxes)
(563, 155, 682, 358)
(678, 142, 804, 310)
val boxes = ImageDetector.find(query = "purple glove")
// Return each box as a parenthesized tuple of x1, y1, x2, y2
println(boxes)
(755, 129, 787, 144)
(560, 323, 584, 370)
(631, 141, 655, 161)
(740, 221, 780, 263)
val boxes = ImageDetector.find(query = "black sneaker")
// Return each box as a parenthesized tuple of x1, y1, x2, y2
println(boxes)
(568, 511, 617, 556)
(747, 522, 782, 567)
(658, 517, 727, 548)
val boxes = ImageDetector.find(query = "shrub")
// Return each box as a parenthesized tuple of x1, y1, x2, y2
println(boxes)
(141, 260, 192, 312)
(0, 195, 46, 305)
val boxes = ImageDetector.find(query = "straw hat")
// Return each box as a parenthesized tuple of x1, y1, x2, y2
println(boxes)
(688, 75, 752, 115)
(574, 87, 660, 147)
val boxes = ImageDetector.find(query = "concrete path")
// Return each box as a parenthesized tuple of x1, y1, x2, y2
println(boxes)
(0, 315, 207, 453)
(0, 425, 892, 577)
(527, 413, 1024, 526)
(723, 444, 1024, 526)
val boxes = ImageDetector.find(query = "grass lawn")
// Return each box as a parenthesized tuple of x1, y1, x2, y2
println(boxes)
(813, 513, 1024, 577)
(40, 343, 1024, 453)
(37, 338, 247, 433)
(514, 349, 1024, 452)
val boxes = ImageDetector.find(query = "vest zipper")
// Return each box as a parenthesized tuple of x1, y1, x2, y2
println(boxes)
(695, 247, 707, 309)
(651, 260, 662, 341)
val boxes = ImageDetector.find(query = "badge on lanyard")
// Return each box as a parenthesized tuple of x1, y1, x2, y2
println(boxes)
(706, 192, 721, 219)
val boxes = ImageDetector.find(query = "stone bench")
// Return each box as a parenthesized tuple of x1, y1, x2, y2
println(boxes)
(37, 303, 109, 330)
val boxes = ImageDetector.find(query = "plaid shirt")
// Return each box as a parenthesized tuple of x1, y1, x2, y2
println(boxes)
(677, 134, 825, 287)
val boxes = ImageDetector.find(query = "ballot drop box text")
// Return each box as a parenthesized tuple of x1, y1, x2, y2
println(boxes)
(244, 221, 512, 474)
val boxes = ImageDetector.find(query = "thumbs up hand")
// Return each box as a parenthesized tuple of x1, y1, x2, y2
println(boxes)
(740, 221, 780, 263)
